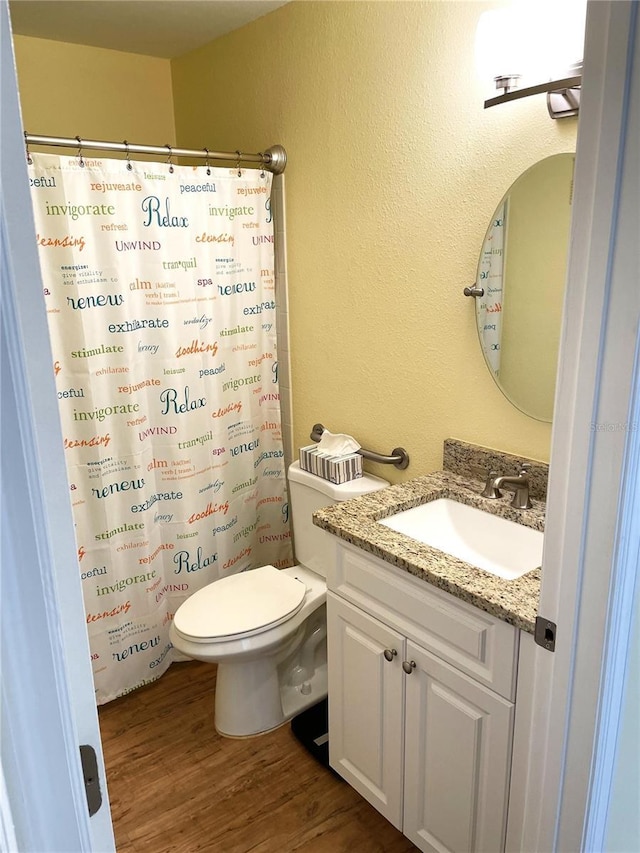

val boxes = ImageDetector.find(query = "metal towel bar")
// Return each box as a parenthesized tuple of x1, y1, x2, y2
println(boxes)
(310, 423, 410, 470)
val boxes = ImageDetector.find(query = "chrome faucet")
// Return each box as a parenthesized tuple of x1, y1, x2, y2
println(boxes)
(481, 463, 532, 509)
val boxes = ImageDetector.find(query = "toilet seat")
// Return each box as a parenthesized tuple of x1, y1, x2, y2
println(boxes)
(172, 565, 307, 643)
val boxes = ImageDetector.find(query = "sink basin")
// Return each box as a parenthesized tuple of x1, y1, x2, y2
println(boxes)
(378, 498, 543, 580)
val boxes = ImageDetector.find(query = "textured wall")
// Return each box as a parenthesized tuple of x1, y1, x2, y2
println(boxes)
(13, 35, 175, 149)
(171, 0, 577, 479)
(14, 0, 579, 481)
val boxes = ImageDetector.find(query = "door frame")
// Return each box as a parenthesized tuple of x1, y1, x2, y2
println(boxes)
(1, 1, 115, 848)
(519, 2, 639, 850)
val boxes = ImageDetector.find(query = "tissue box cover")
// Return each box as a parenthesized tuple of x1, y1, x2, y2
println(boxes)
(299, 445, 363, 484)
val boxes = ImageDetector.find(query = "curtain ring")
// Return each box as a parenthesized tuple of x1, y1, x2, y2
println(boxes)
(235, 150, 242, 177)
(204, 148, 211, 176)
(258, 152, 266, 180)
(124, 140, 132, 171)
(24, 131, 33, 165)
(76, 135, 85, 168)
(165, 144, 174, 173)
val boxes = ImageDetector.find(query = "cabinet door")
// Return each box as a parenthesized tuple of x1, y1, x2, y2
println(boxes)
(327, 592, 405, 828)
(403, 641, 514, 853)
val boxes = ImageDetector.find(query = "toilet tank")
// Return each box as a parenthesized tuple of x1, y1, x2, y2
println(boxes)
(287, 461, 389, 578)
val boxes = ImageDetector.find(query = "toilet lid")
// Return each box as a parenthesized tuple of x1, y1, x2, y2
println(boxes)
(173, 565, 307, 642)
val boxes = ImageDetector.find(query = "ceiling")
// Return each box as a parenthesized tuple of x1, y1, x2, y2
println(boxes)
(8, 0, 289, 59)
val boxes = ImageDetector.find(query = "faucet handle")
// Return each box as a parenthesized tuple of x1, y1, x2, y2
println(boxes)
(514, 463, 533, 509)
(481, 470, 502, 499)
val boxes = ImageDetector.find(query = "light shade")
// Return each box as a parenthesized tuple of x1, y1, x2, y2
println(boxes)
(475, 0, 587, 90)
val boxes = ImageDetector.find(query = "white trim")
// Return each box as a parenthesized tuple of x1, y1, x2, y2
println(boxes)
(586, 337, 640, 849)
(504, 631, 537, 853)
(0, 766, 19, 853)
(522, 2, 639, 850)
(1, 1, 115, 848)
(584, 5, 640, 846)
(1, 217, 91, 851)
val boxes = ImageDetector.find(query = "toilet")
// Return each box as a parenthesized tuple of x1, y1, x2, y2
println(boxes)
(169, 460, 389, 737)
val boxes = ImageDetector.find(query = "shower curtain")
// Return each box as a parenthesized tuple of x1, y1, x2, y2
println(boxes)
(28, 152, 293, 703)
(478, 199, 507, 375)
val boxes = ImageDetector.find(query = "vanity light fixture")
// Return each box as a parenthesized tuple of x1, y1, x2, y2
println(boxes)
(485, 61, 582, 119)
(475, 1, 586, 121)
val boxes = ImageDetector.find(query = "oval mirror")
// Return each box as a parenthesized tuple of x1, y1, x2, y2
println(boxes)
(474, 153, 575, 422)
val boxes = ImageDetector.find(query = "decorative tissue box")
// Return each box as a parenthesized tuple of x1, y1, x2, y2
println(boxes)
(299, 445, 363, 484)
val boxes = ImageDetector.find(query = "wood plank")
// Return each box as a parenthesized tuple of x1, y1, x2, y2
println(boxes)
(99, 660, 417, 852)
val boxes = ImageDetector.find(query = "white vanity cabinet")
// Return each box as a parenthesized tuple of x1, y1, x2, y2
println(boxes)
(327, 542, 519, 853)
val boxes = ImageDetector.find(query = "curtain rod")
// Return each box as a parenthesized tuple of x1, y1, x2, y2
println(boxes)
(24, 133, 287, 175)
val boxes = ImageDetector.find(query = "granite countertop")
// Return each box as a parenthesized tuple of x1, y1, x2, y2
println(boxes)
(313, 469, 545, 634)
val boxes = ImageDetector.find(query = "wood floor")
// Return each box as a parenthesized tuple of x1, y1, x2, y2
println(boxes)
(98, 660, 417, 853)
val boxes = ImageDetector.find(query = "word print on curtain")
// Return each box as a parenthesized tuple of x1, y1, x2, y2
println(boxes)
(28, 153, 292, 703)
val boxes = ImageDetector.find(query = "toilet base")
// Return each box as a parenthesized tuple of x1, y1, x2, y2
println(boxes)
(169, 566, 329, 738)
(215, 659, 328, 738)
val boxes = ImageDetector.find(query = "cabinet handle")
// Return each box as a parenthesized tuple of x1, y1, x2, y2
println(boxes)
(383, 648, 397, 662)
(402, 660, 417, 674)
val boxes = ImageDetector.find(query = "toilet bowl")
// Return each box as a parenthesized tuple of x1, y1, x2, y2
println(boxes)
(169, 461, 389, 737)
(170, 564, 327, 736)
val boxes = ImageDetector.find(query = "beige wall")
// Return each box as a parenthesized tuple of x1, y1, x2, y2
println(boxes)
(12, 0, 578, 481)
(12, 35, 175, 151)
(172, 0, 577, 479)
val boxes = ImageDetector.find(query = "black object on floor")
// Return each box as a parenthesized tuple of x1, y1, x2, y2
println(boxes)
(291, 698, 332, 770)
